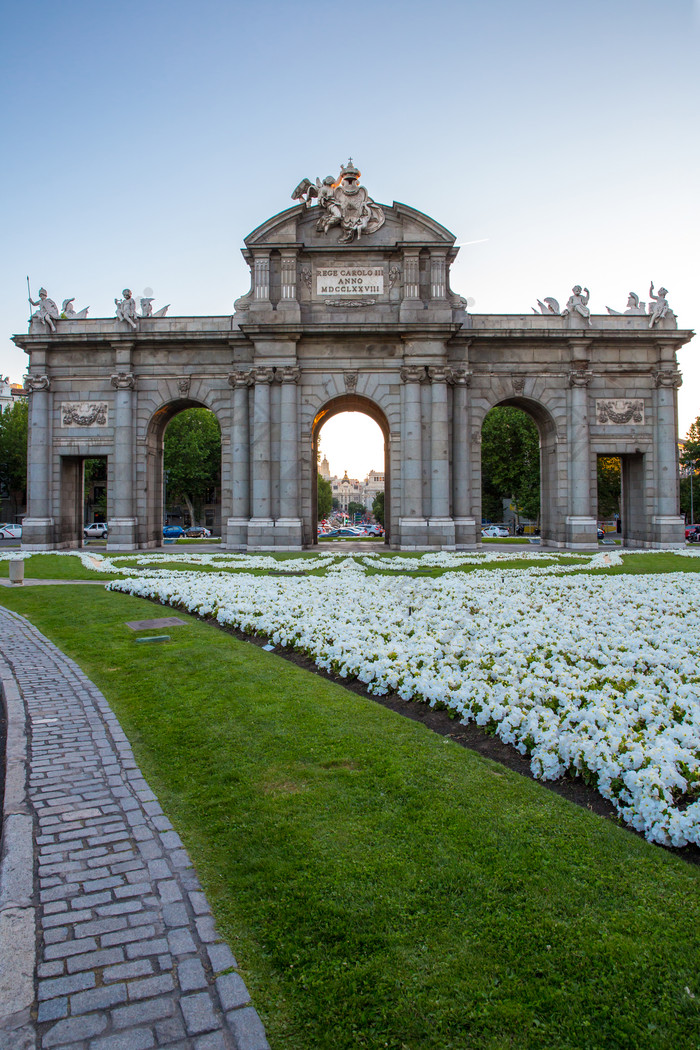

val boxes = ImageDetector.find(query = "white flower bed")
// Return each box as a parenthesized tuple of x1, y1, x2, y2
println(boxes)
(106, 563, 700, 848)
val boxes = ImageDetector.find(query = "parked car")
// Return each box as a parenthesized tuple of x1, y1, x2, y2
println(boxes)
(366, 524, 384, 536)
(184, 526, 211, 538)
(83, 523, 108, 539)
(0, 523, 22, 539)
(481, 525, 510, 538)
(163, 525, 185, 538)
(597, 527, 606, 540)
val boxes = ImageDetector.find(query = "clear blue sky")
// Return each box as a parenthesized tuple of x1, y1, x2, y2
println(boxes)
(2, 0, 698, 477)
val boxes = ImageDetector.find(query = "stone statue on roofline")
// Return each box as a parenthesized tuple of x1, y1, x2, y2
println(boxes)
(29, 288, 60, 332)
(648, 282, 673, 328)
(291, 159, 385, 243)
(115, 288, 138, 329)
(561, 285, 591, 325)
(606, 292, 647, 316)
(61, 298, 90, 320)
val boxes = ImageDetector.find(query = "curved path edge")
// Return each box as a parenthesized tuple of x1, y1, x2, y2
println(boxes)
(0, 605, 270, 1050)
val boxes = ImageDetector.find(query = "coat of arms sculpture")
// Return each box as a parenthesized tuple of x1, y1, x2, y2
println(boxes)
(292, 159, 385, 243)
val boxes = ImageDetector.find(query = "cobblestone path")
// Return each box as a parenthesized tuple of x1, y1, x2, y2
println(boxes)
(0, 605, 270, 1050)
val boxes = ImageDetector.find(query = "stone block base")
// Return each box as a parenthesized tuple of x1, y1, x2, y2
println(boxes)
(397, 517, 429, 549)
(20, 517, 55, 549)
(246, 518, 303, 550)
(454, 517, 478, 548)
(565, 516, 599, 550)
(224, 517, 249, 550)
(651, 515, 686, 548)
(426, 517, 455, 548)
(106, 517, 138, 551)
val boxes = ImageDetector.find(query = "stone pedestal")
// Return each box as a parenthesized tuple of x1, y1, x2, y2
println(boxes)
(246, 518, 276, 549)
(107, 517, 138, 551)
(651, 515, 686, 548)
(224, 517, 249, 549)
(426, 518, 456, 548)
(454, 517, 478, 548)
(397, 517, 429, 548)
(20, 518, 55, 549)
(565, 516, 599, 549)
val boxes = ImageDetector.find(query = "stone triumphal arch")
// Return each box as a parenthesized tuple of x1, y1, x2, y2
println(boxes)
(16, 160, 693, 551)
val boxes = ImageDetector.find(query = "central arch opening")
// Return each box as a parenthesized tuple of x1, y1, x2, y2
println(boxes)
(312, 395, 389, 545)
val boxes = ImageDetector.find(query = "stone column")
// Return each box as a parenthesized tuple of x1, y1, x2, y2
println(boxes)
(398, 366, 427, 547)
(565, 370, 597, 549)
(277, 366, 303, 547)
(248, 367, 275, 547)
(253, 253, 270, 302)
(280, 253, 297, 303)
(108, 370, 138, 550)
(427, 367, 455, 547)
(451, 369, 477, 547)
(226, 369, 252, 548)
(652, 365, 684, 547)
(22, 373, 54, 549)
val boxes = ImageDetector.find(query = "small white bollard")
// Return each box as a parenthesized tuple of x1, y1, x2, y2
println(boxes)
(9, 558, 24, 585)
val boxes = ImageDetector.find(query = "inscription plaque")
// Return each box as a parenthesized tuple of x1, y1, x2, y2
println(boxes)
(316, 267, 384, 296)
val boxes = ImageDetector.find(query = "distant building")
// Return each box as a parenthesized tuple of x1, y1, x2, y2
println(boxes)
(0, 377, 26, 411)
(326, 466, 384, 514)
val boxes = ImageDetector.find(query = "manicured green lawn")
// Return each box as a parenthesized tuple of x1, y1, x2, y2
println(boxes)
(1, 585, 698, 1049)
(0, 553, 123, 580)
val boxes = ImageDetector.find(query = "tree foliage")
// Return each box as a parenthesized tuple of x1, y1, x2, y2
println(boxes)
(347, 500, 365, 519)
(597, 457, 621, 519)
(0, 400, 28, 516)
(317, 473, 332, 521)
(481, 407, 540, 522)
(372, 490, 385, 527)
(680, 416, 700, 522)
(164, 408, 221, 524)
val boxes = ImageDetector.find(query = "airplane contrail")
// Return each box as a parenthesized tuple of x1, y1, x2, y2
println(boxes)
(454, 238, 490, 247)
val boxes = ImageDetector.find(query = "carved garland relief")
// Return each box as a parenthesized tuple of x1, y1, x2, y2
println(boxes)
(595, 399, 645, 425)
(61, 402, 108, 427)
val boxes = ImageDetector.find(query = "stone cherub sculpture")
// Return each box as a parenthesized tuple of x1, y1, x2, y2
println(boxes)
(291, 159, 385, 243)
(561, 285, 591, 325)
(648, 282, 672, 328)
(29, 287, 60, 332)
(115, 289, 138, 329)
(139, 297, 170, 318)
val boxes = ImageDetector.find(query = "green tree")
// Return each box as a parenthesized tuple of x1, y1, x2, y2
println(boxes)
(0, 400, 28, 517)
(372, 490, 385, 527)
(84, 458, 108, 521)
(597, 456, 621, 519)
(481, 407, 540, 523)
(680, 417, 700, 522)
(164, 408, 221, 525)
(347, 500, 365, 520)
(317, 473, 332, 521)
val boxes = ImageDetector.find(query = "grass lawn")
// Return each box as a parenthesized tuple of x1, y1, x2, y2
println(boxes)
(1, 585, 699, 1049)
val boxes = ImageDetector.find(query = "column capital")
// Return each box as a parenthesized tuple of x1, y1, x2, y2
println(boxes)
(400, 365, 426, 384)
(227, 369, 253, 389)
(450, 368, 472, 387)
(279, 366, 301, 384)
(569, 370, 592, 388)
(428, 366, 450, 384)
(654, 369, 682, 389)
(23, 374, 50, 393)
(252, 367, 274, 385)
(110, 372, 136, 390)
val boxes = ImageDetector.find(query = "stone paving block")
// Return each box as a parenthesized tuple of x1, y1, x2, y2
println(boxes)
(155, 1014, 188, 1044)
(126, 937, 168, 959)
(225, 1007, 271, 1050)
(178, 957, 208, 991)
(45, 936, 99, 961)
(113, 996, 175, 1028)
(36, 996, 68, 1023)
(195, 915, 218, 943)
(127, 972, 175, 999)
(67, 946, 125, 973)
(70, 981, 128, 1014)
(38, 970, 96, 1000)
(181, 992, 220, 1036)
(162, 903, 189, 928)
(89, 1029, 155, 1050)
(102, 959, 154, 982)
(101, 925, 157, 949)
(38, 960, 65, 977)
(42, 1012, 107, 1047)
(194, 1032, 229, 1050)
(216, 972, 251, 1012)
(206, 943, 238, 974)
(168, 928, 197, 956)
